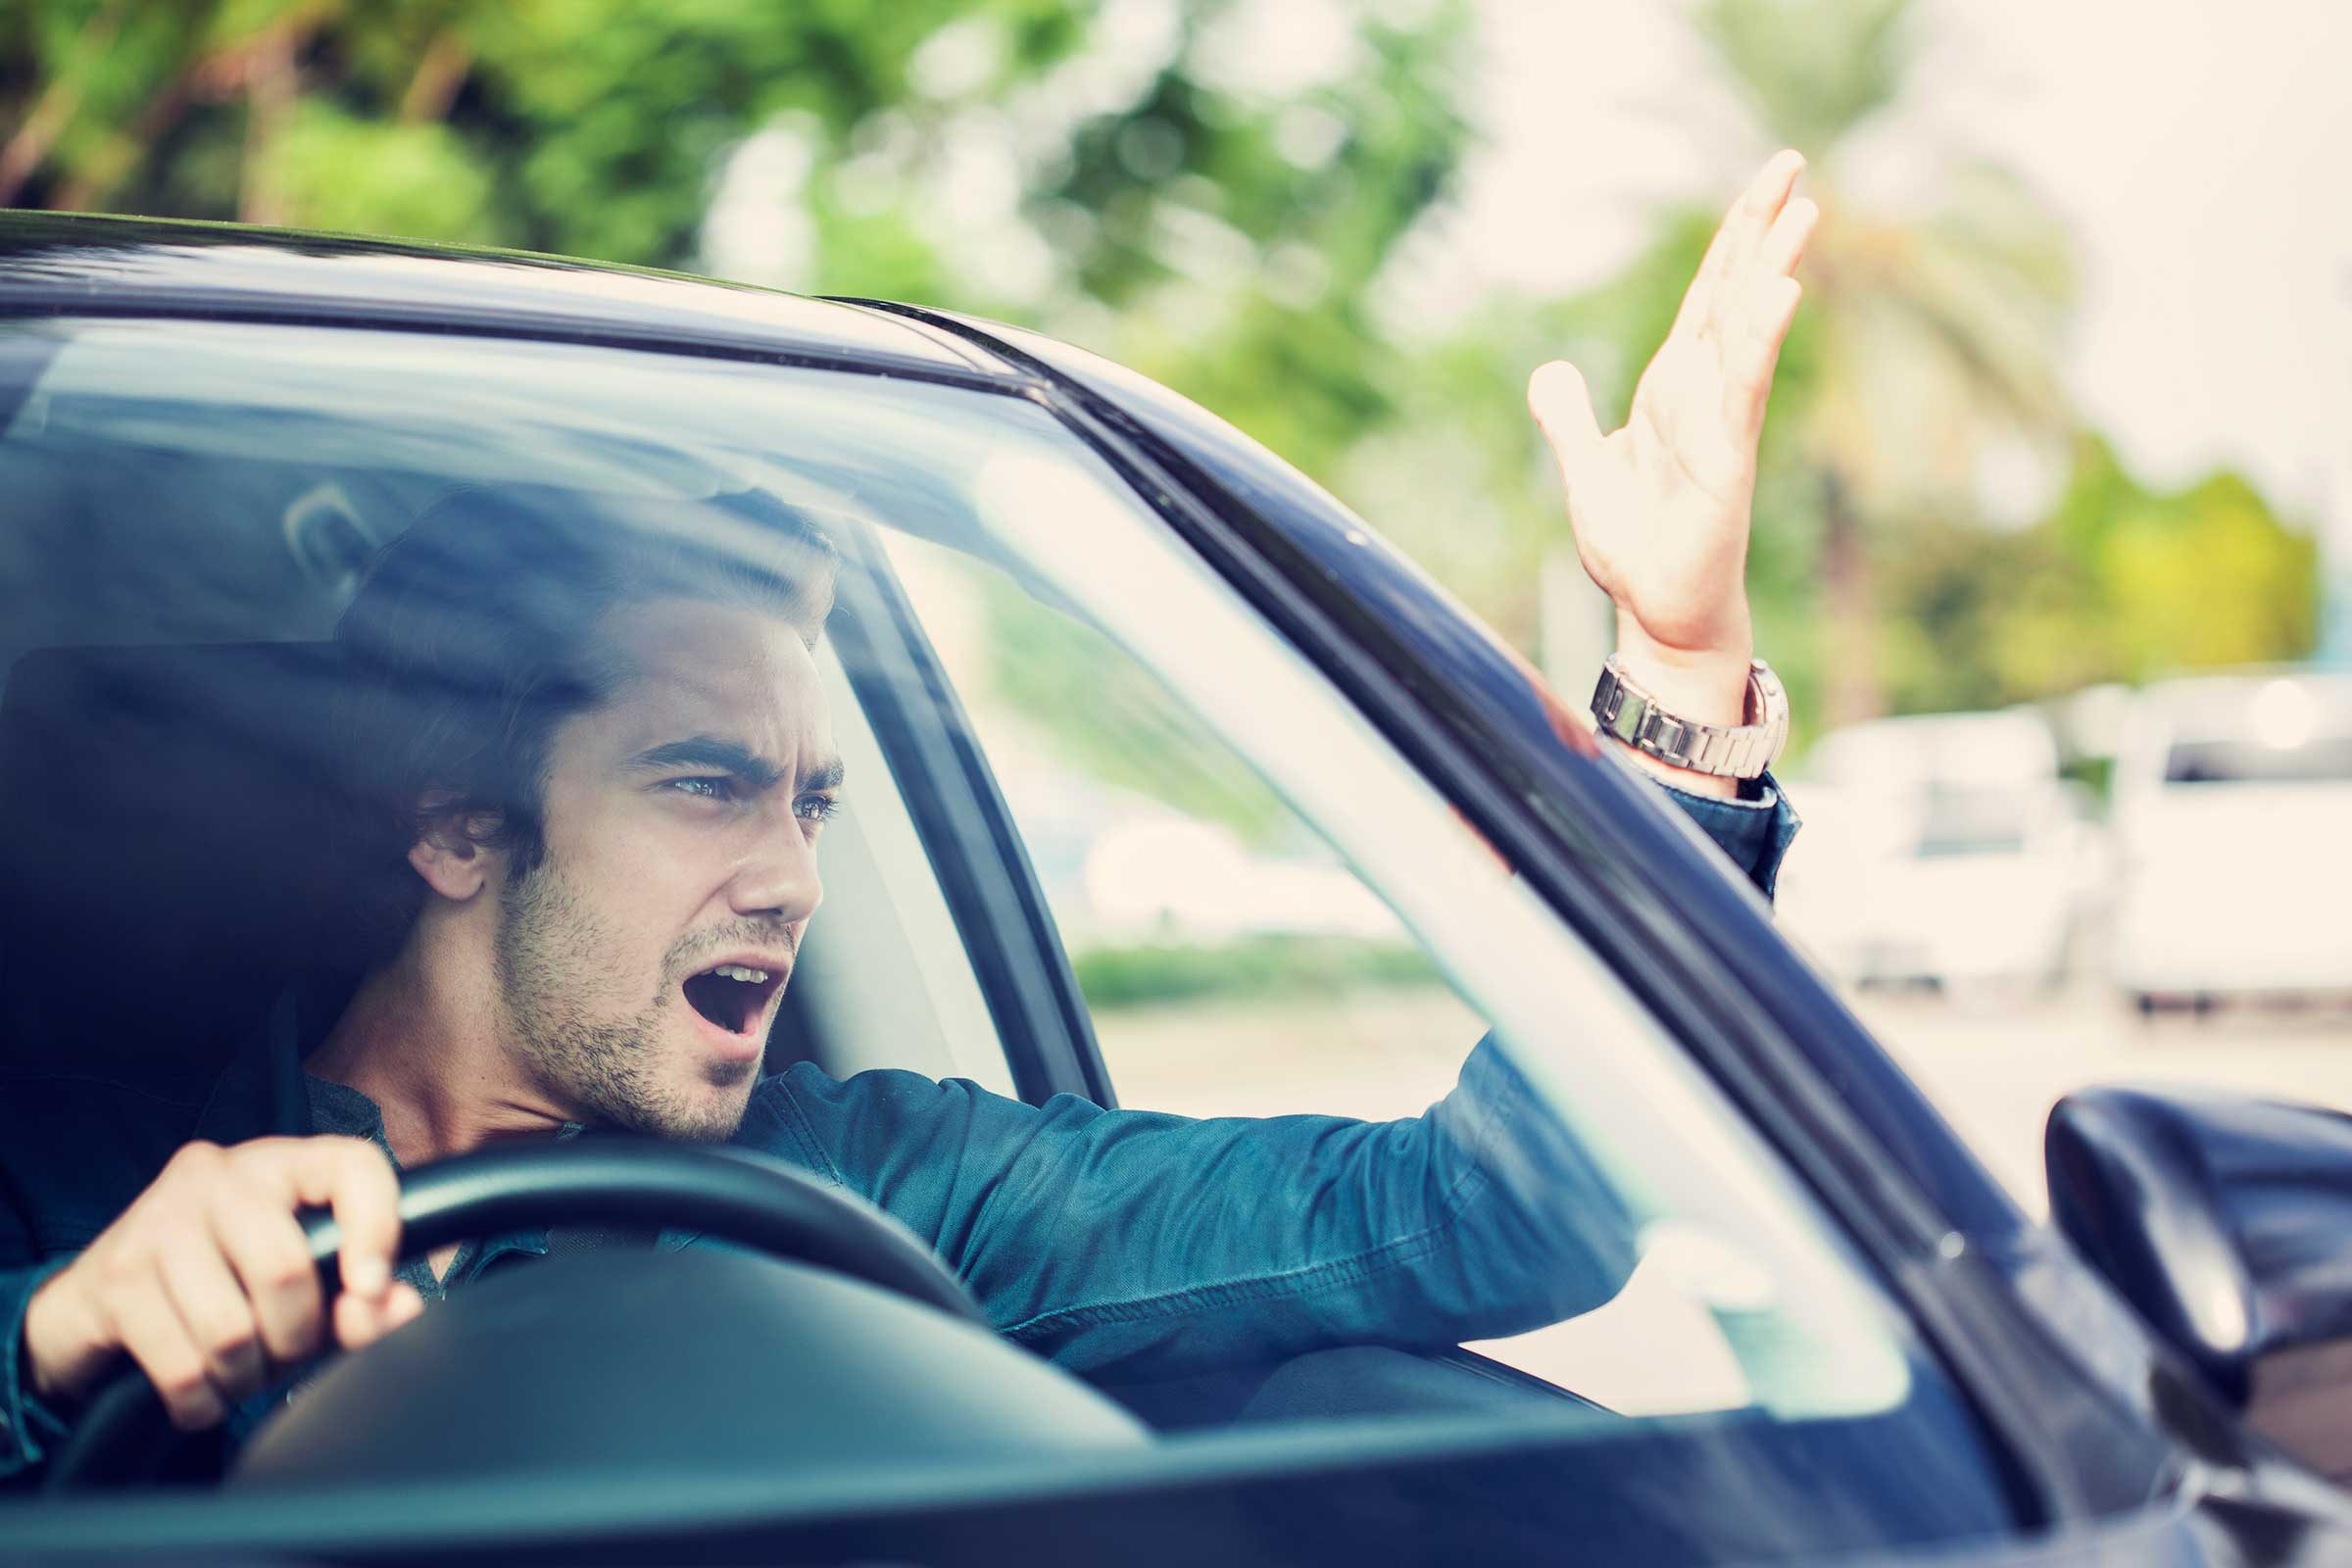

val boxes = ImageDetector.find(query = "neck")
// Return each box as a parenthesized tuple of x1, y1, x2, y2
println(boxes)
(307, 921, 575, 1168)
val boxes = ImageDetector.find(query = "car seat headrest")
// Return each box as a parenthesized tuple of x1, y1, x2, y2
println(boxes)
(0, 642, 365, 1081)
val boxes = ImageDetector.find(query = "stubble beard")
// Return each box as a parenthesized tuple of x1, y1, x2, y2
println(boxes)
(491, 849, 757, 1144)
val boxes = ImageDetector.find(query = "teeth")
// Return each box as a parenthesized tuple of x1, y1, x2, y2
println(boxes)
(711, 964, 769, 983)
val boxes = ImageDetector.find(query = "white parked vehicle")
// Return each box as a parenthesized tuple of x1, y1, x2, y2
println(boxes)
(1779, 710, 2107, 996)
(2108, 667, 2352, 1013)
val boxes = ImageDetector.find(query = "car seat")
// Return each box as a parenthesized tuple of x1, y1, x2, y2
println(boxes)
(0, 641, 367, 1097)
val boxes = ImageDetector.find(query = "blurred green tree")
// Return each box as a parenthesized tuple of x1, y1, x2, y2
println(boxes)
(0, 0, 1093, 259)
(1867, 435, 2317, 716)
(2047, 434, 2319, 679)
(0, 2, 1467, 370)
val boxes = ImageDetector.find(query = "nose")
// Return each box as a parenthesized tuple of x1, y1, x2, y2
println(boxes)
(726, 804, 824, 926)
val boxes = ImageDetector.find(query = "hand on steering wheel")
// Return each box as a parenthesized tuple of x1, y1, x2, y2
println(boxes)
(44, 1140, 983, 1491)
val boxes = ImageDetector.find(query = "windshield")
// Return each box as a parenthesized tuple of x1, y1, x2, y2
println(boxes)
(0, 316, 2013, 1557)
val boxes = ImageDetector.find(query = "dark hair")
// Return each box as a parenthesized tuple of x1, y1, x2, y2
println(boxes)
(332, 484, 840, 962)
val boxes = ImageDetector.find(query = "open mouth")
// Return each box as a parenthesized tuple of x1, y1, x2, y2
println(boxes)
(680, 961, 786, 1040)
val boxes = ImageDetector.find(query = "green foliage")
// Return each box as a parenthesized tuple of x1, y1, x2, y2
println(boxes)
(1875, 517, 2099, 713)
(1038, 4, 1475, 483)
(2045, 435, 2319, 680)
(1071, 933, 1438, 1009)
(2, 1, 1102, 261)
(1697, 0, 1911, 153)
(270, 101, 496, 241)
(1870, 434, 2318, 716)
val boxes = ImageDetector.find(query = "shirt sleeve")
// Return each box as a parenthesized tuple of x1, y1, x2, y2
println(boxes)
(1648, 766, 1801, 901)
(724, 776, 1796, 1383)
(0, 1257, 74, 1488)
(748, 1037, 1636, 1383)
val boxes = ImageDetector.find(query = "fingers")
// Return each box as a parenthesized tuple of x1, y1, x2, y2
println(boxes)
(1527, 360, 1605, 490)
(209, 1176, 327, 1366)
(155, 1222, 267, 1403)
(1698, 149, 1805, 345)
(1723, 194, 1816, 345)
(1677, 150, 1811, 445)
(1715, 181, 1816, 423)
(1723, 276, 1804, 440)
(1668, 217, 1736, 346)
(1756, 194, 1819, 282)
(247, 1137, 407, 1354)
(249, 1136, 402, 1301)
(108, 1276, 226, 1432)
(335, 1281, 425, 1352)
(390, 1281, 424, 1328)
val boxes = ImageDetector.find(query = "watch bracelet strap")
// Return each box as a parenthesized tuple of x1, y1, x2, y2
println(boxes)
(1590, 656, 1784, 780)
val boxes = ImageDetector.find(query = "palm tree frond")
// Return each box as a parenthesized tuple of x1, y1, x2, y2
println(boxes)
(1696, 0, 1915, 153)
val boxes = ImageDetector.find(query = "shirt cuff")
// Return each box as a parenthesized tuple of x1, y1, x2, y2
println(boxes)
(2, 1256, 74, 1479)
(1649, 767, 1802, 902)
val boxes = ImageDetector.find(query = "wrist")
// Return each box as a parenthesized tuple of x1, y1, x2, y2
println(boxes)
(1601, 621, 1758, 801)
(1612, 618, 1750, 722)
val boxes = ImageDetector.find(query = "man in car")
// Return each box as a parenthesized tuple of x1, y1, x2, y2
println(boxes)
(0, 152, 1816, 1479)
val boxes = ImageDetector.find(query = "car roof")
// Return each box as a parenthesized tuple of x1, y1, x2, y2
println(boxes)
(0, 209, 1018, 382)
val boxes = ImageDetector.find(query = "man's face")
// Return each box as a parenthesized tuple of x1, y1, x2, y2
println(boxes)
(490, 596, 841, 1141)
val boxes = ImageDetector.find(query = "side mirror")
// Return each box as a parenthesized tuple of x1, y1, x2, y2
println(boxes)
(2047, 1085, 2352, 1482)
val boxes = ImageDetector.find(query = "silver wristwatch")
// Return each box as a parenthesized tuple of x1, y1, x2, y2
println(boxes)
(1590, 655, 1790, 780)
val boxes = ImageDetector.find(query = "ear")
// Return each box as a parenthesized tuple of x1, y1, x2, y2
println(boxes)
(406, 798, 504, 903)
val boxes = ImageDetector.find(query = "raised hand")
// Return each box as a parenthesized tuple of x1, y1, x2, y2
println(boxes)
(1528, 150, 1816, 793)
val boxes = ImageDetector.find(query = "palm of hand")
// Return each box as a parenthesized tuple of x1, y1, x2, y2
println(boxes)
(1532, 152, 1816, 661)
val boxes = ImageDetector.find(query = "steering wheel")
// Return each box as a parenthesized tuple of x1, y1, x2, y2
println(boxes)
(44, 1140, 986, 1491)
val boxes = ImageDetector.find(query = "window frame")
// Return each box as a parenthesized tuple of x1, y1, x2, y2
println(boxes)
(821, 514, 1117, 1106)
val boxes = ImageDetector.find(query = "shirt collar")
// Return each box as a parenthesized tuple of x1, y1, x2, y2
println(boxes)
(191, 973, 359, 1147)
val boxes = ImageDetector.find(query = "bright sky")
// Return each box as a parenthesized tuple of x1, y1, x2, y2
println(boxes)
(1433, 0, 2352, 531)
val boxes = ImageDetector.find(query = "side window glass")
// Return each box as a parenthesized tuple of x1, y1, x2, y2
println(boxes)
(885, 531, 1778, 1415)
(883, 531, 1479, 1125)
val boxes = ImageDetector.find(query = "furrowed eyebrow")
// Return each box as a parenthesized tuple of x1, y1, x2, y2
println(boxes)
(627, 737, 787, 791)
(627, 737, 845, 795)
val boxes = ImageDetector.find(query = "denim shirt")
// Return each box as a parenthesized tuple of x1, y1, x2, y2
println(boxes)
(0, 771, 1797, 1485)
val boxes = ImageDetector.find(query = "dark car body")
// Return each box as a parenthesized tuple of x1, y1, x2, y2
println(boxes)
(0, 212, 2348, 1565)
